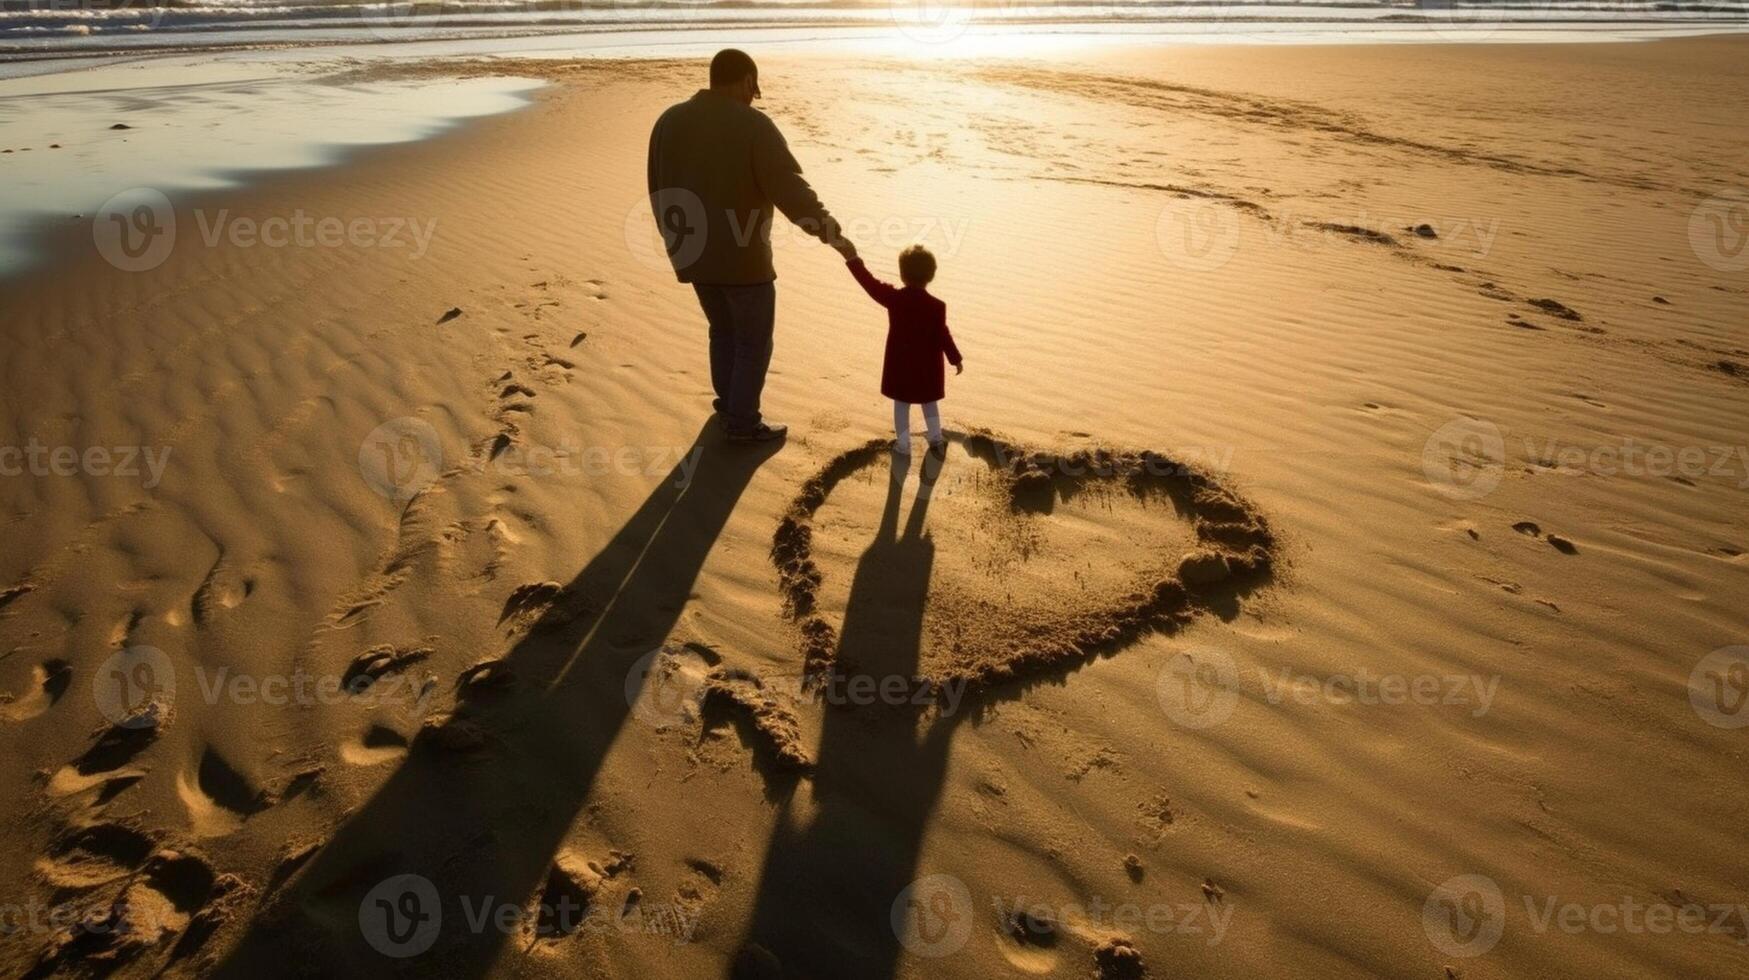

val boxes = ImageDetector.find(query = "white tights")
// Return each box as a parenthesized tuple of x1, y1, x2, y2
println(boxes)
(893, 400, 942, 453)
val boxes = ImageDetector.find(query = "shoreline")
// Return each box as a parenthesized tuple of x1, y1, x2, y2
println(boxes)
(0, 68, 544, 278)
(1, 28, 1743, 280)
(5, 14, 1746, 64)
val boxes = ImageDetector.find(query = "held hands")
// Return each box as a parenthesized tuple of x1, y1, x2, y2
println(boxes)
(831, 236, 858, 262)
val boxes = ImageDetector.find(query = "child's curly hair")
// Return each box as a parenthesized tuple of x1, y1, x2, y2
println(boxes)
(897, 244, 937, 287)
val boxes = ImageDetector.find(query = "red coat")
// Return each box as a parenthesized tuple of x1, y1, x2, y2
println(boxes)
(847, 259, 963, 404)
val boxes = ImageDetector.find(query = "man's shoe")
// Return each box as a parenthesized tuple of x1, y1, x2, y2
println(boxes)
(727, 422, 788, 443)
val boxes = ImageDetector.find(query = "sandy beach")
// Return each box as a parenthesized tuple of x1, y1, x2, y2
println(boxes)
(1, 34, 1747, 979)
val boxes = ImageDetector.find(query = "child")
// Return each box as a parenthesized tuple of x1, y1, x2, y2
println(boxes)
(846, 244, 964, 456)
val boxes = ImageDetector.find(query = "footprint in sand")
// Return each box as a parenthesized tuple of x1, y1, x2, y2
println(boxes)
(994, 906, 1062, 974)
(191, 554, 254, 625)
(51, 697, 168, 798)
(527, 849, 634, 946)
(670, 855, 721, 931)
(455, 657, 517, 704)
(439, 516, 517, 584)
(340, 645, 432, 697)
(517, 299, 563, 320)
(108, 608, 147, 648)
(0, 581, 35, 612)
(497, 580, 591, 636)
(340, 724, 411, 766)
(1, 658, 71, 721)
(29, 822, 240, 974)
(176, 746, 269, 838)
(1511, 520, 1579, 554)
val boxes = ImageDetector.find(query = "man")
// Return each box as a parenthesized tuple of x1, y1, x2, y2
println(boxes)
(647, 48, 857, 442)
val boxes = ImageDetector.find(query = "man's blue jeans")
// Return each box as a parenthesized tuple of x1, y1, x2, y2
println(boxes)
(692, 281, 776, 434)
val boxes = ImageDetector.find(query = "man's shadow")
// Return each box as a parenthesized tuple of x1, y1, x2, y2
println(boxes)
(219, 422, 780, 976)
(733, 450, 964, 980)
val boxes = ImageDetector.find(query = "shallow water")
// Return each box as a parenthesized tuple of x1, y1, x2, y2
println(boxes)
(0, 8, 1742, 273)
(1, 0, 1745, 58)
(0, 64, 541, 274)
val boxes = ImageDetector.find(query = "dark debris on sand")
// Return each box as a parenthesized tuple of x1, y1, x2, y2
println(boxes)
(1093, 936, 1149, 979)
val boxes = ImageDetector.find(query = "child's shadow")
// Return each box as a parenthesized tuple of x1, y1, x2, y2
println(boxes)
(734, 449, 966, 980)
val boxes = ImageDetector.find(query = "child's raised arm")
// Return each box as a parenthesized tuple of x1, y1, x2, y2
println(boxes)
(846, 257, 898, 308)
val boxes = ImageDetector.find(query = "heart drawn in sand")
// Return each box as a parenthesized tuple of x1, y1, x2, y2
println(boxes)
(770, 431, 1279, 700)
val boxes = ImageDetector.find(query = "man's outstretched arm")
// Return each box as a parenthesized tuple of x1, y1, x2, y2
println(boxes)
(752, 119, 855, 257)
